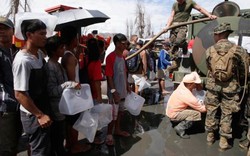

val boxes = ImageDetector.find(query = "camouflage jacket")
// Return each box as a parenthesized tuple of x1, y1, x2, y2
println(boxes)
(205, 39, 249, 93)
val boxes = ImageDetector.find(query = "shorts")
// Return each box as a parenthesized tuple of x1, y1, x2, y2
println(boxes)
(157, 69, 166, 79)
(20, 111, 51, 155)
(111, 100, 125, 120)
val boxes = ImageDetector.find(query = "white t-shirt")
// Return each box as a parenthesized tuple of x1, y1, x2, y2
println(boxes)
(12, 49, 44, 113)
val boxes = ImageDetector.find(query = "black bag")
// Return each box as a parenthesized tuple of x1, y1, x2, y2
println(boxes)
(141, 88, 159, 105)
(126, 49, 141, 73)
(146, 51, 155, 71)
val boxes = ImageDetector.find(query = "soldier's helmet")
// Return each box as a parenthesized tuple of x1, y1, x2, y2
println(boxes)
(214, 22, 233, 34)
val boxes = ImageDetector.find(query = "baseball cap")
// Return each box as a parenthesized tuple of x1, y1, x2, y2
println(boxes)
(182, 72, 201, 84)
(214, 22, 233, 34)
(0, 16, 14, 28)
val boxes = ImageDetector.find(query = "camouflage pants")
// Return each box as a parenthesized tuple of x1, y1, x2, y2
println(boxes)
(169, 25, 188, 52)
(205, 90, 240, 139)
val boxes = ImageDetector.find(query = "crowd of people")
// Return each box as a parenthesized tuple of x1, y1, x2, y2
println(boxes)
(0, 16, 159, 155)
(1, 0, 250, 156)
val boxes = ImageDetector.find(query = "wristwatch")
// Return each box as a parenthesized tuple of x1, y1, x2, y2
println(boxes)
(111, 89, 116, 93)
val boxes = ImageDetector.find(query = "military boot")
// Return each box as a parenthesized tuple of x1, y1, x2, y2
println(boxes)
(219, 136, 232, 151)
(207, 132, 215, 145)
(239, 138, 250, 150)
(174, 120, 193, 139)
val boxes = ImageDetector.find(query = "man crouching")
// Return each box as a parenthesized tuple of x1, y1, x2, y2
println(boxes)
(165, 72, 206, 139)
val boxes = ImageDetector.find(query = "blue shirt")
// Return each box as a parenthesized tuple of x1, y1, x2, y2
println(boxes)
(157, 49, 171, 70)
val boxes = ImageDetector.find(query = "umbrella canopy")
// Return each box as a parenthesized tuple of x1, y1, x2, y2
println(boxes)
(15, 12, 58, 40)
(51, 8, 110, 31)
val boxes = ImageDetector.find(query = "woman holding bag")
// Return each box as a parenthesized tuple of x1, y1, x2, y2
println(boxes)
(44, 35, 80, 155)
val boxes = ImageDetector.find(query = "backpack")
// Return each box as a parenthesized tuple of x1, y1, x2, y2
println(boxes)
(210, 45, 237, 82)
(146, 50, 155, 71)
(126, 49, 141, 73)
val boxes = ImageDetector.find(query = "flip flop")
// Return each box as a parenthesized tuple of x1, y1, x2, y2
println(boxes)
(114, 131, 131, 137)
(106, 134, 114, 146)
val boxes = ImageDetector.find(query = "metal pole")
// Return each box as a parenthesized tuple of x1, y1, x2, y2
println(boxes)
(24, 0, 27, 12)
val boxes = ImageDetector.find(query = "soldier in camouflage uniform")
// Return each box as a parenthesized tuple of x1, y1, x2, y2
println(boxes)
(205, 22, 249, 151)
(165, 0, 217, 54)
(165, 0, 216, 72)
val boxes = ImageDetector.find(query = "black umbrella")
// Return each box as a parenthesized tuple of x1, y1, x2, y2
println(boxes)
(51, 8, 110, 31)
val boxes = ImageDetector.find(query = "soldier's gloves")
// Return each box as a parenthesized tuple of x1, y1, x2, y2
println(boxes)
(61, 81, 79, 89)
(231, 104, 240, 113)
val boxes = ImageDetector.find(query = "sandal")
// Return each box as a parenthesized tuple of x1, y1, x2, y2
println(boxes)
(105, 134, 114, 146)
(114, 131, 131, 137)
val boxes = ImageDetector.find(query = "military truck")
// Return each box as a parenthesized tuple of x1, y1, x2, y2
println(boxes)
(173, 1, 250, 84)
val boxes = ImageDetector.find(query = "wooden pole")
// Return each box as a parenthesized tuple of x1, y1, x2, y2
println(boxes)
(125, 17, 211, 60)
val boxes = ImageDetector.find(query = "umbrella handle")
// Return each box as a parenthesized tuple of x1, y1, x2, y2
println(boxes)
(125, 17, 211, 60)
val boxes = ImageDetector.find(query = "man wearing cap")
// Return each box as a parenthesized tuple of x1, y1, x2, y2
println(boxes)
(166, 72, 206, 139)
(0, 16, 22, 156)
(157, 40, 172, 95)
(205, 22, 248, 150)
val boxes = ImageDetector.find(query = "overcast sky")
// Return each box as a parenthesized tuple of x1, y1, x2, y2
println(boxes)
(0, 0, 249, 35)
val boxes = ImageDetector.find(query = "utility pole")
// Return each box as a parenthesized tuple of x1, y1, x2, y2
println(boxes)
(24, 0, 27, 12)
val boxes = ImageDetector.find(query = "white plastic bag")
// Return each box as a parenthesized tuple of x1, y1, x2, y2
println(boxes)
(90, 103, 112, 130)
(59, 84, 94, 115)
(138, 77, 151, 92)
(124, 92, 145, 116)
(132, 74, 141, 85)
(73, 111, 98, 143)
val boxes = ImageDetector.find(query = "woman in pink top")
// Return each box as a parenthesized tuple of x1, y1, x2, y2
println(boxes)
(166, 72, 206, 139)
